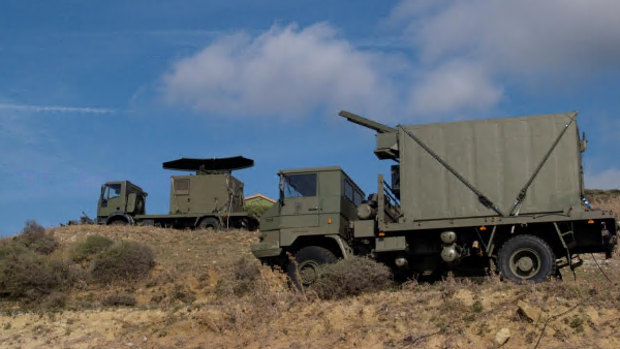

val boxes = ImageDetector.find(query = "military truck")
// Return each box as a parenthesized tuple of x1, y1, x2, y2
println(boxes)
(96, 156, 259, 231)
(251, 111, 618, 285)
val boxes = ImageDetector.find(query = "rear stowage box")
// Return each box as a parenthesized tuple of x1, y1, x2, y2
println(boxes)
(398, 112, 584, 222)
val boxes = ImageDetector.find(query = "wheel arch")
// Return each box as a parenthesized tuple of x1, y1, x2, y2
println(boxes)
(287, 235, 352, 260)
(106, 213, 133, 225)
(492, 222, 568, 258)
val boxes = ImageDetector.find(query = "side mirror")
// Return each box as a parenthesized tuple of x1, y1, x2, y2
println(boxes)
(580, 132, 588, 152)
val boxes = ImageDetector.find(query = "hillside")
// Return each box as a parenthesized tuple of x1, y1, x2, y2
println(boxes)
(1, 197, 619, 349)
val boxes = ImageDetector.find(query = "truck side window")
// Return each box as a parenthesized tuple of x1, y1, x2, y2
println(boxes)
(284, 174, 317, 198)
(344, 179, 354, 202)
(353, 189, 363, 206)
(106, 184, 122, 200)
(344, 178, 364, 206)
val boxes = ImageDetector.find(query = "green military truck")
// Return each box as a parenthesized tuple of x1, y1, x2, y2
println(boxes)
(251, 111, 618, 285)
(96, 156, 259, 231)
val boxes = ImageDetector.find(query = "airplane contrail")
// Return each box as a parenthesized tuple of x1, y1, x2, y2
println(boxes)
(0, 103, 116, 114)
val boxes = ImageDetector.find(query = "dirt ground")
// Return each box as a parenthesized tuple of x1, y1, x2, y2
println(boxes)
(1, 220, 620, 349)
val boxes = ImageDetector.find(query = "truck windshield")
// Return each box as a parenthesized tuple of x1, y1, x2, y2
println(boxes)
(105, 184, 122, 200)
(283, 174, 317, 198)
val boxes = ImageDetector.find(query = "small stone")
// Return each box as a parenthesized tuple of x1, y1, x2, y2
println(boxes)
(518, 300, 547, 323)
(494, 328, 511, 346)
(399, 312, 406, 318)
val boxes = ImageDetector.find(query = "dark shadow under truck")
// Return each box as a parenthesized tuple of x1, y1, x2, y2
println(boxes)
(96, 156, 259, 231)
(251, 110, 618, 286)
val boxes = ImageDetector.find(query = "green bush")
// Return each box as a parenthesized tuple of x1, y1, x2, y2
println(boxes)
(244, 204, 272, 219)
(90, 241, 155, 284)
(14, 220, 58, 255)
(311, 256, 394, 300)
(71, 235, 114, 263)
(0, 242, 82, 300)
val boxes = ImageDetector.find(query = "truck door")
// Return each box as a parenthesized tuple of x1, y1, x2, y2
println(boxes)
(99, 183, 126, 216)
(280, 173, 319, 228)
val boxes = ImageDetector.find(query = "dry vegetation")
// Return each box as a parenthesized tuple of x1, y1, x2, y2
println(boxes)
(0, 196, 619, 349)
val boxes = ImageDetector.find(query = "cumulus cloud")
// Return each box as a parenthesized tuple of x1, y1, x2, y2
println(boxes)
(162, 23, 399, 118)
(162, 2, 620, 119)
(409, 60, 503, 114)
(390, 0, 620, 113)
(394, 0, 620, 72)
(586, 169, 620, 190)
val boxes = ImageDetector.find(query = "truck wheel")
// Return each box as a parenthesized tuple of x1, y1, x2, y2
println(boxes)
(110, 220, 128, 226)
(287, 246, 338, 290)
(498, 235, 556, 283)
(198, 217, 220, 231)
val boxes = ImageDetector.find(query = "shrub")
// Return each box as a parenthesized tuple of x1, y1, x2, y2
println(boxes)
(102, 293, 136, 307)
(90, 241, 155, 284)
(0, 243, 81, 300)
(70, 235, 114, 263)
(39, 292, 67, 310)
(215, 257, 262, 297)
(15, 220, 58, 255)
(244, 204, 272, 219)
(311, 256, 394, 300)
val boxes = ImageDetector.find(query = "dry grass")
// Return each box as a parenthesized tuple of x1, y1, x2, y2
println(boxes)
(587, 189, 620, 217)
(1, 196, 620, 349)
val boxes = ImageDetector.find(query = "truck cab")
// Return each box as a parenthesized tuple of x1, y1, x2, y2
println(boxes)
(96, 181, 147, 225)
(252, 166, 366, 285)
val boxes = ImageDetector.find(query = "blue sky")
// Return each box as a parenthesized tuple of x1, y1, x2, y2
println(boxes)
(1, 0, 619, 236)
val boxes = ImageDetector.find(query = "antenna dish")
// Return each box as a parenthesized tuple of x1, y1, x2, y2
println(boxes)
(162, 156, 254, 174)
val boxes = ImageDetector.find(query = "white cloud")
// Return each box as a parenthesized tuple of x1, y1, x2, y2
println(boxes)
(390, 0, 620, 113)
(394, 0, 620, 72)
(409, 60, 503, 114)
(0, 103, 115, 114)
(162, 23, 399, 118)
(585, 169, 620, 190)
(162, 2, 620, 119)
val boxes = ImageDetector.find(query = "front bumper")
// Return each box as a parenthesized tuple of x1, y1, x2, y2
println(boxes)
(250, 242, 282, 259)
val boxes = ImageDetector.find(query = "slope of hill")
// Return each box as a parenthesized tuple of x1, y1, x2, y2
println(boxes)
(1, 196, 619, 349)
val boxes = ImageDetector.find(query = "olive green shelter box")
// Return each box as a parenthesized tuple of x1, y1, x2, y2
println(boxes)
(169, 174, 245, 215)
(398, 112, 585, 222)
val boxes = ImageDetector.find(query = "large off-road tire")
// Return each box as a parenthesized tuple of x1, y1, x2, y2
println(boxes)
(287, 246, 338, 290)
(109, 219, 128, 226)
(198, 217, 220, 231)
(498, 235, 556, 284)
